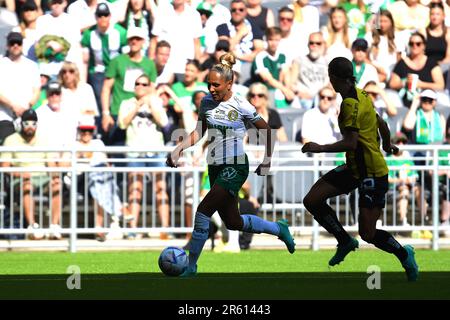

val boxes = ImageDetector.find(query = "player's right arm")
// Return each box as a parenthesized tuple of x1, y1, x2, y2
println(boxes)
(166, 117, 207, 168)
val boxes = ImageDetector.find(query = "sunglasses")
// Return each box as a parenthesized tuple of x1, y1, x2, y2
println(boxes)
(420, 97, 435, 103)
(249, 93, 266, 99)
(96, 13, 110, 18)
(135, 82, 150, 87)
(279, 17, 293, 22)
(309, 41, 322, 46)
(22, 120, 37, 128)
(8, 40, 22, 46)
(320, 95, 335, 101)
(62, 69, 75, 74)
(409, 41, 423, 47)
(80, 129, 94, 133)
(231, 8, 245, 13)
(48, 91, 61, 96)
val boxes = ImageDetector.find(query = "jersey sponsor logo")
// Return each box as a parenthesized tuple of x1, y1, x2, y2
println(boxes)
(220, 167, 238, 181)
(227, 110, 239, 121)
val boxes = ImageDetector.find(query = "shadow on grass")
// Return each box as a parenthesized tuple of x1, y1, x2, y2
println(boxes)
(0, 272, 449, 299)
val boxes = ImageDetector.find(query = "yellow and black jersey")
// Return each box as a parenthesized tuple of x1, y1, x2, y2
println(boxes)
(338, 88, 388, 179)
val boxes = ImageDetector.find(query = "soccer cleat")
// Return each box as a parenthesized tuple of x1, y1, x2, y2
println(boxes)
(328, 237, 359, 266)
(402, 245, 419, 282)
(276, 219, 296, 254)
(180, 264, 197, 278)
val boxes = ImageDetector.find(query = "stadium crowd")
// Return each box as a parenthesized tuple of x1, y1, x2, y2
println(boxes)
(1, 0, 450, 242)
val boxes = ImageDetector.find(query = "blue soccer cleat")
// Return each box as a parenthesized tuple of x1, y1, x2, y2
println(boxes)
(277, 219, 296, 254)
(180, 264, 197, 278)
(329, 237, 359, 266)
(402, 245, 419, 282)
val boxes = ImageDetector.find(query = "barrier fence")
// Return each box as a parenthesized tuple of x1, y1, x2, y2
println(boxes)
(0, 144, 449, 252)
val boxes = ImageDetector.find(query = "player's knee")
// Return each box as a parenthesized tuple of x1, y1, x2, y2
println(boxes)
(303, 195, 320, 215)
(359, 229, 375, 243)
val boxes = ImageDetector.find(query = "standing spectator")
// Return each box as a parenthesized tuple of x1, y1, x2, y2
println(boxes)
(149, 0, 202, 80)
(245, 0, 275, 37)
(101, 26, 157, 146)
(321, 6, 356, 61)
(300, 86, 340, 145)
(118, 74, 170, 239)
(81, 2, 127, 129)
(277, 6, 303, 65)
(290, 31, 329, 109)
(289, 0, 320, 59)
(366, 9, 403, 83)
(351, 38, 379, 88)
(154, 40, 174, 86)
(1, 109, 63, 240)
(389, 32, 445, 108)
(0, 31, 40, 145)
(12, 0, 39, 58)
(216, 0, 264, 81)
(249, 27, 295, 108)
(121, 0, 153, 55)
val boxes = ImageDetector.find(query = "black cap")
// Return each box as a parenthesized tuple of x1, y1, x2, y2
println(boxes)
(22, 0, 38, 11)
(215, 39, 230, 52)
(328, 57, 354, 79)
(352, 38, 368, 51)
(95, 3, 111, 16)
(7, 32, 23, 44)
(47, 80, 62, 93)
(22, 109, 38, 122)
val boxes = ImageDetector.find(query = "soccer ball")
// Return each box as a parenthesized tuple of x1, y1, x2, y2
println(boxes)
(158, 246, 189, 276)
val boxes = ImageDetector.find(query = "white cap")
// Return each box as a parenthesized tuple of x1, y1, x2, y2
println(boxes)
(420, 89, 437, 100)
(78, 116, 96, 130)
(127, 27, 147, 40)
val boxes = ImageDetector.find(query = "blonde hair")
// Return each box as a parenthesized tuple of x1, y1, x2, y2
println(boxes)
(247, 82, 269, 108)
(58, 61, 80, 89)
(211, 53, 236, 82)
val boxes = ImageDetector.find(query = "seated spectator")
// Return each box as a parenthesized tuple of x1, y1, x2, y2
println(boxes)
(1, 109, 62, 240)
(118, 74, 170, 239)
(363, 81, 398, 119)
(247, 82, 288, 142)
(200, 39, 231, 82)
(246, 0, 275, 37)
(74, 117, 132, 241)
(249, 27, 295, 108)
(351, 38, 379, 88)
(300, 86, 340, 145)
(389, 32, 445, 108)
(277, 6, 303, 64)
(290, 32, 328, 109)
(386, 132, 419, 226)
(425, 1, 450, 66)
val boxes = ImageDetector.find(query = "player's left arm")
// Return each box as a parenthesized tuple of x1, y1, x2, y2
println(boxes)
(377, 113, 399, 155)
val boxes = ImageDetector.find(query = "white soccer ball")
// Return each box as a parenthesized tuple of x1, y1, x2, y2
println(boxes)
(158, 246, 189, 276)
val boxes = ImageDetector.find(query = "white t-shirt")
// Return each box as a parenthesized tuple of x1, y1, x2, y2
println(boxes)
(0, 55, 40, 121)
(199, 93, 262, 164)
(61, 83, 99, 120)
(301, 107, 341, 145)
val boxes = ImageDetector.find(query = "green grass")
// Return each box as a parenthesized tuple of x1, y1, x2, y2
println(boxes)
(0, 249, 449, 299)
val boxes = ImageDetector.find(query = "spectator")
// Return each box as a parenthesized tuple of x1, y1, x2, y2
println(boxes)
(389, 32, 445, 108)
(156, 83, 183, 143)
(12, 0, 39, 58)
(58, 61, 99, 124)
(247, 82, 288, 142)
(5, 0, 42, 22)
(121, 0, 153, 55)
(74, 116, 133, 241)
(366, 9, 403, 83)
(68, 0, 104, 32)
(289, 0, 320, 50)
(339, 0, 372, 38)
(386, 132, 419, 226)
(198, 0, 231, 56)
(216, 0, 264, 81)
(196, 1, 215, 63)
(154, 40, 174, 86)
(118, 74, 170, 239)
(277, 6, 303, 64)
(199, 39, 230, 82)
(290, 31, 329, 109)
(149, 0, 202, 80)
(81, 2, 127, 129)
(0, 31, 40, 145)
(1, 109, 63, 240)
(321, 6, 355, 61)
(388, 0, 429, 36)
(245, 0, 275, 37)
(351, 38, 379, 88)
(363, 81, 398, 119)
(249, 27, 295, 108)
(425, 1, 450, 67)
(300, 86, 340, 145)
(101, 26, 157, 147)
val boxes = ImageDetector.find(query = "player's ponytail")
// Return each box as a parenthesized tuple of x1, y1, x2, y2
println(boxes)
(211, 53, 236, 82)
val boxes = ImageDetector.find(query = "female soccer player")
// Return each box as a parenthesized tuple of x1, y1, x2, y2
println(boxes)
(301, 57, 419, 282)
(166, 53, 295, 277)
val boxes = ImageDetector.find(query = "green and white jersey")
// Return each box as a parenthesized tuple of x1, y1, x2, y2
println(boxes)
(199, 93, 262, 164)
(251, 50, 287, 90)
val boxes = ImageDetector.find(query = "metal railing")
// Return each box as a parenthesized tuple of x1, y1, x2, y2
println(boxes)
(0, 144, 449, 252)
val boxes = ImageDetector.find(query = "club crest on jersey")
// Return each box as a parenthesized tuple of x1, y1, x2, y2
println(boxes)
(220, 167, 238, 181)
(227, 110, 238, 121)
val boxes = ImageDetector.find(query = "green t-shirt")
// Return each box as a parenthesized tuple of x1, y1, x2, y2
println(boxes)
(171, 81, 208, 112)
(386, 154, 418, 182)
(105, 54, 157, 115)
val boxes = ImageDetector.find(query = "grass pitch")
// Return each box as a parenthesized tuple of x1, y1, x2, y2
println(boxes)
(0, 249, 449, 299)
